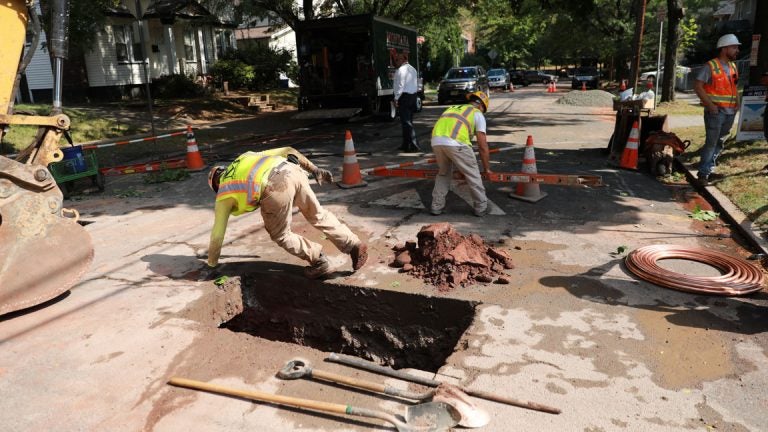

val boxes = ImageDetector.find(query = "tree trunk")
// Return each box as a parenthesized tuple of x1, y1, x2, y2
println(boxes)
(303, 0, 313, 20)
(629, 0, 648, 90)
(661, 0, 683, 103)
(749, 0, 767, 83)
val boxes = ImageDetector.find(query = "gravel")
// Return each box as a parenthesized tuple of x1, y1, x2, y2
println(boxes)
(556, 89, 616, 107)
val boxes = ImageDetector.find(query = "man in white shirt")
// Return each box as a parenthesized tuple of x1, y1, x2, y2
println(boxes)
(393, 53, 421, 152)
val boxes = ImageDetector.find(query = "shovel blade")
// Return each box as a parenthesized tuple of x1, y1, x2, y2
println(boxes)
(404, 401, 460, 432)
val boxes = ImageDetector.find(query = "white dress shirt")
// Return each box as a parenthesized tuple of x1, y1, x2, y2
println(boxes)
(393, 61, 418, 101)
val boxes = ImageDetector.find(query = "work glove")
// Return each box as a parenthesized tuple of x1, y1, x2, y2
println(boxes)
(198, 263, 229, 285)
(313, 168, 334, 185)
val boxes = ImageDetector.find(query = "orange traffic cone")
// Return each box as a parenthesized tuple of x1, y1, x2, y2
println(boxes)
(552, 80, 557, 92)
(620, 80, 627, 91)
(581, 82, 587, 92)
(510, 82, 514, 92)
(620, 120, 640, 170)
(508, 135, 548, 203)
(185, 125, 206, 171)
(338, 130, 367, 189)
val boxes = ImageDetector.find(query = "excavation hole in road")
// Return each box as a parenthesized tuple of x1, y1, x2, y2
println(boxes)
(221, 272, 478, 372)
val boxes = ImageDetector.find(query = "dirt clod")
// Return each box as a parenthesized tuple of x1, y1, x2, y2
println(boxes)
(392, 223, 515, 291)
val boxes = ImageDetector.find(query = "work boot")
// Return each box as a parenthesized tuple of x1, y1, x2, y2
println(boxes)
(474, 208, 489, 217)
(697, 173, 712, 186)
(350, 243, 368, 271)
(304, 254, 332, 279)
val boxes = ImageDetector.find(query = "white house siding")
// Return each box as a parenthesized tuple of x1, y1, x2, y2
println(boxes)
(84, 24, 148, 87)
(24, 33, 54, 90)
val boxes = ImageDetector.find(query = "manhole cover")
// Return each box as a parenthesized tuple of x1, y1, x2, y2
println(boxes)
(221, 272, 478, 372)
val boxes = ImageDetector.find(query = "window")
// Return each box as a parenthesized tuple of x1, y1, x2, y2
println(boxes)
(114, 24, 143, 63)
(184, 28, 196, 61)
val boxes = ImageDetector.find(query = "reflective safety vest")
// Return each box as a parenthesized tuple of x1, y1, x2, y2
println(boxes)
(703, 59, 738, 109)
(216, 152, 284, 215)
(431, 104, 480, 146)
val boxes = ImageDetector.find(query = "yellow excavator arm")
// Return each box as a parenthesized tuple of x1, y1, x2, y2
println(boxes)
(0, 0, 93, 315)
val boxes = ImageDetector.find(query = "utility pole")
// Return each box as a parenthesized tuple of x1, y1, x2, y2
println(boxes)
(661, 0, 684, 103)
(629, 0, 648, 91)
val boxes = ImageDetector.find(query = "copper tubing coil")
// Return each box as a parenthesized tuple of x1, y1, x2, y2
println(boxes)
(624, 245, 765, 296)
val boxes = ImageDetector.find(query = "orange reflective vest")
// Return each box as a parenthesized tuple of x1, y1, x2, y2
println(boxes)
(703, 59, 738, 109)
(215, 152, 284, 215)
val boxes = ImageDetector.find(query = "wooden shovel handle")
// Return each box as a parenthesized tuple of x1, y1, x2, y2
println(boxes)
(461, 388, 561, 415)
(169, 377, 350, 415)
(311, 369, 429, 401)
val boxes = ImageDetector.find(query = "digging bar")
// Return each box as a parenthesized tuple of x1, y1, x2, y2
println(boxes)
(327, 353, 562, 415)
(168, 377, 457, 432)
(278, 358, 489, 428)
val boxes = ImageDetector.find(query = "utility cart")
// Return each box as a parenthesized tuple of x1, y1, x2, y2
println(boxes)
(608, 99, 668, 163)
(49, 146, 105, 198)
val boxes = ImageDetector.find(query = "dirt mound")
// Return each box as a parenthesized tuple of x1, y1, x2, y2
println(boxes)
(391, 223, 514, 291)
(556, 89, 615, 107)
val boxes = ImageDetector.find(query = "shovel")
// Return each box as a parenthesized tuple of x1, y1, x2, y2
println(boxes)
(168, 377, 458, 432)
(278, 358, 490, 428)
(327, 352, 562, 415)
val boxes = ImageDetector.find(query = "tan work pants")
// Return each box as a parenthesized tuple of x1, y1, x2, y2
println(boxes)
(260, 163, 360, 264)
(430, 144, 487, 214)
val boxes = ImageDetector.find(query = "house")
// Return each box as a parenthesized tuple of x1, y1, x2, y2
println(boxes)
(83, 0, 236, 92)
(235, 15, 299, 87)
(19, 0, 236, 101)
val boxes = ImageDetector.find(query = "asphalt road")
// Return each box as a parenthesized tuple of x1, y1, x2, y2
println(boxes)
(1, 85, 766, 432)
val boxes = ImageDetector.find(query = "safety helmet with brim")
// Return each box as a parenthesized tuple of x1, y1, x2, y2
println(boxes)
(716, 34, 740, 49)
(208, 165, 226, 192)
(466, 91, 489, 113)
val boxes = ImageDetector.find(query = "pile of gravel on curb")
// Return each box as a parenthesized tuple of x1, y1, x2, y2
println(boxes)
(556, 90, 615, 107)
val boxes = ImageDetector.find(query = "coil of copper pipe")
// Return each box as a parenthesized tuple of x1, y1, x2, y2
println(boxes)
(625, 245, 765, 296)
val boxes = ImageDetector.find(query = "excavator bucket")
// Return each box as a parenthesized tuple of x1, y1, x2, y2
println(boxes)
(0, 157, 93, 316)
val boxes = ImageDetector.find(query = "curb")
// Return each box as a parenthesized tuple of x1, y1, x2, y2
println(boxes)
(676, 157, 768, 258)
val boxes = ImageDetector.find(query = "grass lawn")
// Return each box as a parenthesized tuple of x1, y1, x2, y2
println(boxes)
(654, 100, 702, 116)
(673, 125, 768, 229)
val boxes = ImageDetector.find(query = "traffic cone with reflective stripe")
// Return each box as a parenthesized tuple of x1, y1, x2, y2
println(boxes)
(552, 80, 557, 91)
(338, 130, 367, 189)
(546, 82, 553, 93)
(509, 135, 547, 203)
(185, 125, 206, 171)
(620, 120, 640, 170)
(510, 82, 514, 92)
(581, 82, 587, 92)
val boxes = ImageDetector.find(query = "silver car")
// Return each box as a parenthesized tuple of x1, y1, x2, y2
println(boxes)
(488, 68, 510, 89)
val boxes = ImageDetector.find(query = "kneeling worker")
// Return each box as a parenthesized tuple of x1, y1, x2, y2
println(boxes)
(430, 91, 493, 217)
(206, 147, 367, 279)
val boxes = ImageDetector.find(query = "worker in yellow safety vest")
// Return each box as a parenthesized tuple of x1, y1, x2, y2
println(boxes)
(429, 91, 493, 217)
(205, 147, 367, 279)
(693, 33, 741, 185)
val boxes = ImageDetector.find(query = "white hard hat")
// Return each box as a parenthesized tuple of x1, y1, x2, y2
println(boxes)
(716, 34, 740, 49)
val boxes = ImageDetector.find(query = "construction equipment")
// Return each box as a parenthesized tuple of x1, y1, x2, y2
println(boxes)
(168, 376, 459, 432)
(0, 0, 93, 315)
(278, 358, 490, 428)
(368, 167, 603, 187)
(328, 352, 562, 415)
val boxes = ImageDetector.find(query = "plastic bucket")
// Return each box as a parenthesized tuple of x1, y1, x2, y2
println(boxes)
(61, 146, 87, 173)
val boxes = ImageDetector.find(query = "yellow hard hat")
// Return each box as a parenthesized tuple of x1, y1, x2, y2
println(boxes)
(466, 91, 489, 112)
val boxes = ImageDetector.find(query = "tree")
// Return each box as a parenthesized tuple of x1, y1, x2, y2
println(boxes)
(39, 0, 121, 58)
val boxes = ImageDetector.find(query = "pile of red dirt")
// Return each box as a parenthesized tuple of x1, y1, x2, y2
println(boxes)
(391, 223, 514, 291)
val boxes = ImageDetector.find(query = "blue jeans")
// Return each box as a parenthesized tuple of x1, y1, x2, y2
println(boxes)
(699, 110, 736, 176)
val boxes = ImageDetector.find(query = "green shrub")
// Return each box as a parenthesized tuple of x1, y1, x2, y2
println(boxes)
(210, 59, 256, 90)
(212, 45, 295, 90)
(152, 74, 207, 98)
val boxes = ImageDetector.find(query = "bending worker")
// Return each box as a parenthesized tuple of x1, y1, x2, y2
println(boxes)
(206, 147, 367, 279)
(430, 91, 493, 217)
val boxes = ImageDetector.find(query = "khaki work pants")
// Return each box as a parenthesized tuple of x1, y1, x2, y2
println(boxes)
(260, 163, 360, 264)
(430, 144, 487, 214)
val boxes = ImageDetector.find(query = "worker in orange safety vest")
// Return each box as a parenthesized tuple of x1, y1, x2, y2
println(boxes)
(693, 33, 741, 185)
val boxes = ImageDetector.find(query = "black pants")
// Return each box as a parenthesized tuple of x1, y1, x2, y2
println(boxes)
(398, 93, 420, 151)
(764, 99, 767, 141)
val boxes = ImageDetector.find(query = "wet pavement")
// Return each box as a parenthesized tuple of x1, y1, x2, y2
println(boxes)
(1, 85, 766, 432)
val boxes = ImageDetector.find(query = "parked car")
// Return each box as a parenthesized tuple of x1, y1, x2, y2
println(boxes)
(571, 67, 600, 89)
(524, 70, 557, 84)
(487, 68, 510, 89)
(437, 66, 490, 105)
(508, 69, 530, 86)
